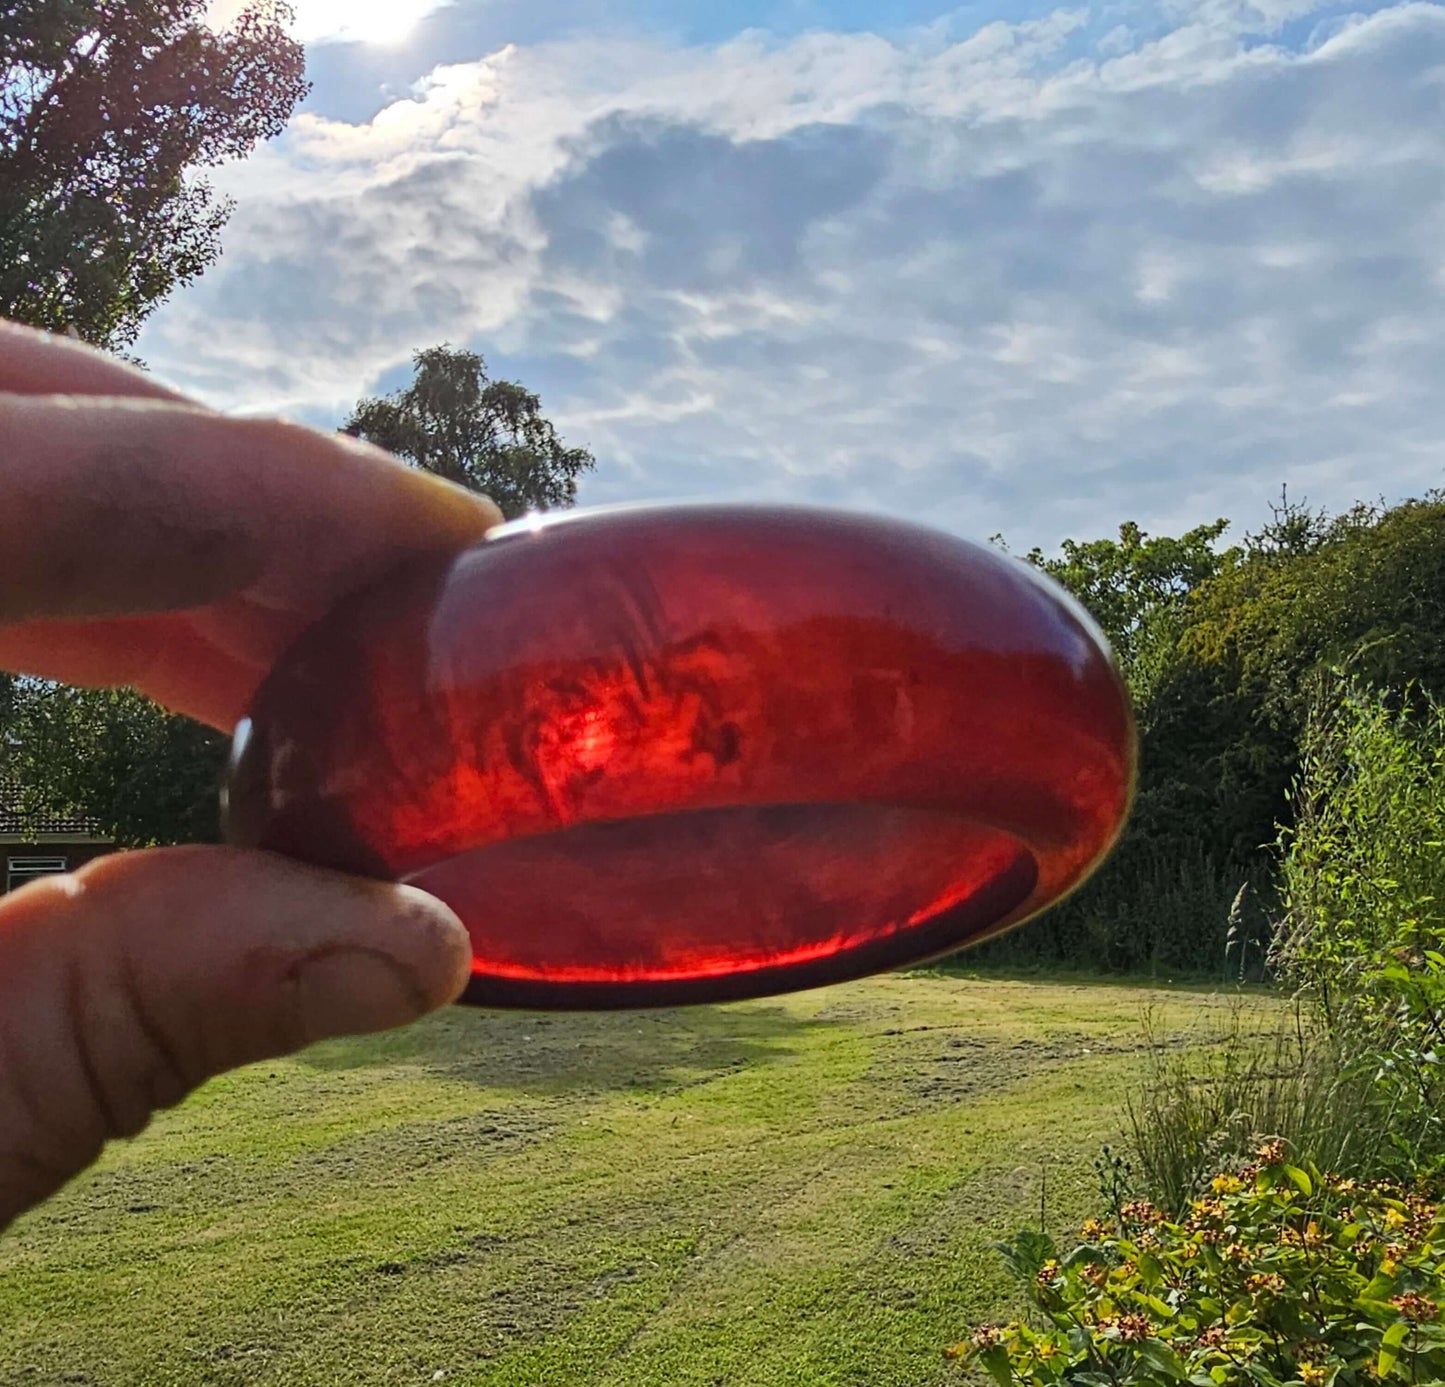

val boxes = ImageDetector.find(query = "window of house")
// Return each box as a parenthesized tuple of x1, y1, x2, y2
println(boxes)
(6, 856, 68, 891)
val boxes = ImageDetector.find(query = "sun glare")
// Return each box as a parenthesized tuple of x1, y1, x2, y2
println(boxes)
(208, 0, 440, 45)
(290, 0, 436, 44)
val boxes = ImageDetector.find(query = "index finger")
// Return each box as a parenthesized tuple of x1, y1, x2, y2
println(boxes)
(0, 395, 502, 727)
(0, 395, 500, 624)
(0, 320, 194, 403)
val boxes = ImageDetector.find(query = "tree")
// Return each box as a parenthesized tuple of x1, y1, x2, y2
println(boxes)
(0, 5, 305, 840)
(344, 345, 595, 518)
(4, 680, 227, 846)
(975, 491, 1445, 975)
(0, 0, 308, 349)
(1021, 518, 1234, 693)
(1158, 493, 1445, 865)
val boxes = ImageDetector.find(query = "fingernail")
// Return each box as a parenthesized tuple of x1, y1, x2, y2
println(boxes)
(399, 464, 504, 536)
(296, 887, 472, 1040)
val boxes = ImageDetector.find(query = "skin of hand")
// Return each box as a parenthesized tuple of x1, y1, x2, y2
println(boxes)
(0, 321, 504, 1232)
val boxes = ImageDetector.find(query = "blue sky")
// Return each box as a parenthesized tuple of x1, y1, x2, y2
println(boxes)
(169, 0, 1445, 551)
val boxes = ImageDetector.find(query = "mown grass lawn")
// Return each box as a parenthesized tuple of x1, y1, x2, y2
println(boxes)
(0, 974, 1242, 1387)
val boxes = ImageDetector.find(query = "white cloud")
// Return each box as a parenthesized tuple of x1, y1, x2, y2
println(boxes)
(145, 3, 1445, 551)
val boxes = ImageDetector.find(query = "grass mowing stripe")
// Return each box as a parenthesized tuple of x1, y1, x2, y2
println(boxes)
(0, 975, 1245, 1386)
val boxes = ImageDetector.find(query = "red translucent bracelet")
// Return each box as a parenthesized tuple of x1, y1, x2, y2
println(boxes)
(225, 504, 1135, 1009)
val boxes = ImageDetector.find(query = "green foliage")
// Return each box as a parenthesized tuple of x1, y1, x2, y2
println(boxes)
(1160, 495, 1445, 867)
(966, 843, 1270, 979)
(5, 679, 225, 845)
(1124, 1005, 1409, 1217)
(1271, 684, 1445, 1183)
(953, 572, 1445, 1384)
(988, 515, 1262, 977)
(983, 493, 1445, 976)
(344, 344, 595, 518)
(1184, 500, 1445, 720)
(0, 0, 308, 348)
(954, 1156, 1445, 1387)
(1115, 685, 1445, 1215)
(984, 683, 1445, 1385)
(1023, 518, 1234, 703)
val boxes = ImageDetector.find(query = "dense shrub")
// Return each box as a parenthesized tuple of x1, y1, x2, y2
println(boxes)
(1158, 497, 1445, 875)
(964, 846, 1268, 979)
(1273, 685, 1445, 1186)
(970, 494, 1445, 976)
(953, 1150, 1445, 1387)
(1110, 685, 1445, 1214)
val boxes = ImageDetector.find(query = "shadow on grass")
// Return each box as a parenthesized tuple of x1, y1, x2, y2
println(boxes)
(297, 998, 841, 1098)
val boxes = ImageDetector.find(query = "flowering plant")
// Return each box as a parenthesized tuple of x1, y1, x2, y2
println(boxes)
(952, 1146, 1445, 1386)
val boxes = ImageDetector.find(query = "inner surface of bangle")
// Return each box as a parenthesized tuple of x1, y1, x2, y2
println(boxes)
(405, 801, 1037, 996)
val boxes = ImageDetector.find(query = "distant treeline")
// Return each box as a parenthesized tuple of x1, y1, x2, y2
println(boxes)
(969, 490, 1445, 977)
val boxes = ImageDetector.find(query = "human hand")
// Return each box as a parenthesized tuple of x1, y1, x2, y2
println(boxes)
(0, 321, 502, 1231)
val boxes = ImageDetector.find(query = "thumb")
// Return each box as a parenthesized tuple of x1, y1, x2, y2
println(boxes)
(0, 846, 472, 1231)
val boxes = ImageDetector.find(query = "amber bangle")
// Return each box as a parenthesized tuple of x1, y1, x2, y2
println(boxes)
(225, 504, 1136, 1009)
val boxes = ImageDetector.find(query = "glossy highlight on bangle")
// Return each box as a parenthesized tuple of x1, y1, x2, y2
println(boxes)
(224, 504, 1136, 1009)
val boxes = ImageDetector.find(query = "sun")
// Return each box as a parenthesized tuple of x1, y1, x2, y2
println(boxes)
(289, 0, 439, 45)
(207, 0, 442, 46)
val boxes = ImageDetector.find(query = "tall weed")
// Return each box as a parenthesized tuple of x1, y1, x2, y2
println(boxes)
(1274, 683, 1445, 1182)
(1127, 1002, 1409, 1213)
(1126, 683, 1445, 1206)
